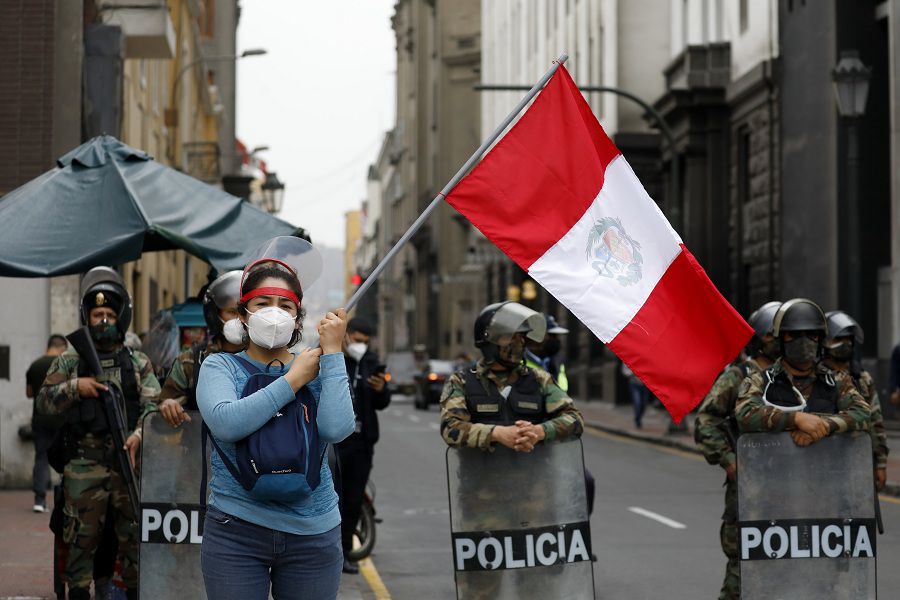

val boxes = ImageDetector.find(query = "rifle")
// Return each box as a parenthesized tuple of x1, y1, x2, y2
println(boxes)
(66, 326, 141, 519)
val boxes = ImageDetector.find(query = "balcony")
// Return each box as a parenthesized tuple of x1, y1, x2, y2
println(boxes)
(98, 0, 175, 59)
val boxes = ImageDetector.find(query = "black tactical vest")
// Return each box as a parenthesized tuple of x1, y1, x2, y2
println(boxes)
(462, 368, 548, 425)
(764, 369, 840, 415)
(69, 347, 142, 435)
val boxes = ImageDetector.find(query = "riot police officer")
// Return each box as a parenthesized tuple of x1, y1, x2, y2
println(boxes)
(695, 301, 781, 600)
(440, 302, 583, 451)
(735, 298, 870, 442)
(524, 314, 569, 391)
(157, 270, 245, 427)
(37, 267, 160, 600)
(822, 310, 889, 490)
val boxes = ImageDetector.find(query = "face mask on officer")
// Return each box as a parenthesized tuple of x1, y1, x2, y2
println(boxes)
(246, 306, 297, 349)
(760, 336, 781, 360)
(825, 338, 854, 362)
(90, 319, 119, 348)
(782, 333, 819, 369)
(221, 317, 246, 346)
(496, 335, 526, 368)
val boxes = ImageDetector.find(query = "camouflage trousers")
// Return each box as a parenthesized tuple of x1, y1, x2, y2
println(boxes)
(62, 458, 138, 590)
(719, 478, 740, 600)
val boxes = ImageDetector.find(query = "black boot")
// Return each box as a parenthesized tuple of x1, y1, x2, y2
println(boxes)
(342, 558, 360, 574)
(68, 588, 91, 600)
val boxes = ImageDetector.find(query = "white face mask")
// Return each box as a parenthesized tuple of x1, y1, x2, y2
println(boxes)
(221, 318, 246, 346)
(246, 306, 296, 349)
(346, 342, 368, 362)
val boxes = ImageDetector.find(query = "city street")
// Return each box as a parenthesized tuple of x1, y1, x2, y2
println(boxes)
(361, 395, 900, 599)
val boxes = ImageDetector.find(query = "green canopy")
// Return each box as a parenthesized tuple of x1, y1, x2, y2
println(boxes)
(0, 135, 306, 277)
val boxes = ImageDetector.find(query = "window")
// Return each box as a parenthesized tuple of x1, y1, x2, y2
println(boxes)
(739, 0, 749, 34)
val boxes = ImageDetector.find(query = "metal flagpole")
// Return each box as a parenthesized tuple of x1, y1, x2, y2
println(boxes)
(346, 52, 569, 311)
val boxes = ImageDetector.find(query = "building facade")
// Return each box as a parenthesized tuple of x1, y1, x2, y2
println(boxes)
(0, 0, 241, 487)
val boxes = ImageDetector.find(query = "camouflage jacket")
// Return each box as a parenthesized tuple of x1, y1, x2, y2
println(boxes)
(439, 359, 584, 451)
(735, 359, 870, 435)
(36, 347, 161, 437)
(851, 370, 889, 469)
(158, 339, 225, 407)
(695, 360, 762, 470)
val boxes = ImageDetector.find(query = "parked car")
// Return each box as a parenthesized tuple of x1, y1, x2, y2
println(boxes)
(414, 359, 456, 409)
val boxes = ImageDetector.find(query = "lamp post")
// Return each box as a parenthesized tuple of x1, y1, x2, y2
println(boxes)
(166, 48, 268, 165)
(832, 50, 871, 323)
(261, 171, 286, 214)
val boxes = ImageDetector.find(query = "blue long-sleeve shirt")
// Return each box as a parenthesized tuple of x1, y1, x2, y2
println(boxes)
(197, 351, 355, 535)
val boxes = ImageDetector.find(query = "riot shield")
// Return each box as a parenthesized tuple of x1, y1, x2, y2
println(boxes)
(737, 432, 877, 599)
(139, 411, 207, 599)
(446, 440, 594, 600)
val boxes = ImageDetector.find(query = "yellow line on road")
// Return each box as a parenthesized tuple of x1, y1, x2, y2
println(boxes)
(881, 494, 900, 506)
(585, 426, 704, 462)
(359, 556, 391, 599)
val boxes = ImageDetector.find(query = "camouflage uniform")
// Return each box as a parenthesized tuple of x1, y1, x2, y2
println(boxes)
(440, 360, 584, 449)
(735, 359, 871, 434)
(695, 360, 762, 600)
(37, 348, 160, 591)
(853, 370, 889, 471)
(158, 339, 223, 407)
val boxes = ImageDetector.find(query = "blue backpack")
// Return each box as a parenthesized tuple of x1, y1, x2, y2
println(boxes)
(202, 354, 323, 502)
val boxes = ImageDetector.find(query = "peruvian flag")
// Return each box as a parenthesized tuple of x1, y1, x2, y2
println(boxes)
(447, 66, 752, 422)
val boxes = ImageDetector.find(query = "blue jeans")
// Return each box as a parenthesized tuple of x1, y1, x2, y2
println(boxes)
(201, 506, 343, 600)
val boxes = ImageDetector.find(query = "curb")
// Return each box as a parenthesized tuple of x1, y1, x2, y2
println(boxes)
(586, 420, 900, 498)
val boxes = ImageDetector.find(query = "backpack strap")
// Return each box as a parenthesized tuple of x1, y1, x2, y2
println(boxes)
(199, 353, 261, 508)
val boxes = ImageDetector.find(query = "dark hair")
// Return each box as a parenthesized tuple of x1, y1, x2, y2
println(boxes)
(238, 266, 306, 346)
(47, 334, 68, 350)
(347, 317, 373, 336)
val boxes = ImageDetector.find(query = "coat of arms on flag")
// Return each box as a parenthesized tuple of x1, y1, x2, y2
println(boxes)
(586, 217, 642, 286)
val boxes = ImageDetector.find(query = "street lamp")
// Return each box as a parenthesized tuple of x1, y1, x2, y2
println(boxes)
(832, 50, 871, 324)
(166, 48, 268, 164)
(261, 171, 286, 213)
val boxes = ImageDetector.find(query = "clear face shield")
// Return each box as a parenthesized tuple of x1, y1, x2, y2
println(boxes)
(483, 303, 547, 346)
(761, 368, 808, 413)
(240, 236, 323, 295)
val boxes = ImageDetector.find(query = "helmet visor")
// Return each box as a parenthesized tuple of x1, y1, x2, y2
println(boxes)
(207, 270, 243, 309)
(484, 303, 547, 346)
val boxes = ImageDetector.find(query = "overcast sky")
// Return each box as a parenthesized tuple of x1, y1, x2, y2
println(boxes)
(236, 0, 396, 249)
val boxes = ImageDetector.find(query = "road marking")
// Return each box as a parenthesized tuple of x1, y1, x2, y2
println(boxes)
(882, 495, 900, 506)
(359, 557, 391, 600)
(353, 537, 391, 599)
(585, 426, 704, 462)
(408, 414, 421, 423)
(429, 422, 440, 431)
(627, 506, 687, 529)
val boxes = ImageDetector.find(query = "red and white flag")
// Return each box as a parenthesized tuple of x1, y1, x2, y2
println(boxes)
(447, 66, 752, 422)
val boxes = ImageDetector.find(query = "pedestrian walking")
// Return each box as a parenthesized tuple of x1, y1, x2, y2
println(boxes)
(621, 362, 650, 428)
(197, 238, 355, 600)
(338, 317, 391, 574)
(25, 334, 68, 512)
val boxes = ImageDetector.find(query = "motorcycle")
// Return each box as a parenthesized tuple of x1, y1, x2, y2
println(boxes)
(347, 480, 380, 561)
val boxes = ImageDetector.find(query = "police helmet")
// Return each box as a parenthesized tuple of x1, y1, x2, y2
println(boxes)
(79, 266, 132, 340)
(202, 270, 242, 335)
(545, 314, 569, 335)
(745, 301, 781, 356)
(771, 298, 827, 338)
(474, 302, 547, 362)
(825, 310, 864, 345)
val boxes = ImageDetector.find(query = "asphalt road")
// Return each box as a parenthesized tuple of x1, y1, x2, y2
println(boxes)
(361, 396, 900, 599)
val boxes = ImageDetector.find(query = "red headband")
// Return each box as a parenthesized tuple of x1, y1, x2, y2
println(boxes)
(240, 286, 301, 306)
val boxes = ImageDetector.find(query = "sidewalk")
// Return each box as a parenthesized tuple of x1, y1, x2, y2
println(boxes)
(0, 490, 370, 600)
(579, 400, 900, 497)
